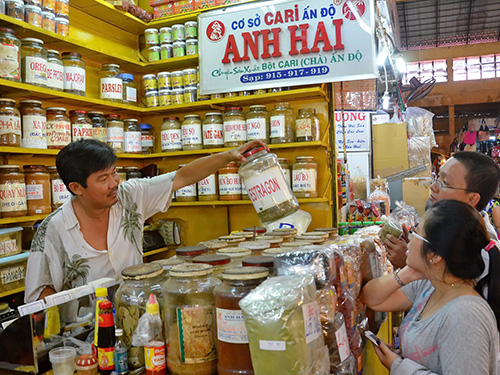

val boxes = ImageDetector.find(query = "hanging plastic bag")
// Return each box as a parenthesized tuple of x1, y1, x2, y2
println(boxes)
(350, 167, 367, 201)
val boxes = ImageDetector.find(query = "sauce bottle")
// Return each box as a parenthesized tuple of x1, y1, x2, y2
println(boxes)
(97, 301, 115, 375)
(144, 294, 167, 375)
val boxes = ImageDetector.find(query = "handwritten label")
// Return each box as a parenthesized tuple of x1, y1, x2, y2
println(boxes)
(302, 301, 322, 344)
(1, 264, 25, 284)
(335, 322, 351, 362)
(334, 111, 371, 151)
(259, 340, 286, 351)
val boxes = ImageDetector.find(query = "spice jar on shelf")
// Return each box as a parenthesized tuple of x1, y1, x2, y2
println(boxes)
(160, 43, 172, 59)
(139, 123, 154, 154)
(54, 0, 68, 18)
(295, 108, 320, 142)
(21, 38, 47, 87)
(144, 28, 159, 46)
(277, 157, 291, 188)
(24, 164, 51, 215)
(175, 165, 197, 202)
(171, 71, 183, 88)
(62, 52, 85, 96)
(41, 11, 55, 32)
(145, 90, 159, 107)
(181, 114, 202, 150)
(123, 118, 141, 154)
(47, 165, 69, 211)
(219, 162, 242, 201)
(99, 64, 123, 103)
(106, 114, 124, 152)
(46, 107, 71, 149)
(0, 165, 27, 218)
(171, 24, 185, 41)
(46, 49, 64, 91)
(0, 98, 21, 147)
(69, 110, 92, 141)
(159, 27, 172, 44)
(42, 0, 55, 12)
(269, 102, 294, 144)
(185, 21, 197, 38)
(87, 111, 107, 143)
(124, 166, 141, 180)
(120, 73, 137, 105)
(197, 173, 218, 201)
(159, 89, 172, 106)
(0, 28, 21, 82)
(142, 74, 157, 92)
(192, 254, 231, 278)
(186, 39, 198, 55)
(148, 45, 160, 62)
(246, 105, 269, 142)
(172, 41, 185, 58)
(55, 16, 69, 36)
(223, 107, 246, 148)
(161, 117, 182, 152)
(5, 0, 24, 21)
(19, 99, 47, 149)
(292, 156, 318, 198)
(202, 112, 224, 149)
(158, 72, 171, 89)
(24, 3, 42, 27)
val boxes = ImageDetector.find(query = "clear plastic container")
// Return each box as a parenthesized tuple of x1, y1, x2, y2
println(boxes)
(186, 39, 198, 55)
(146, 90, 159, 107)
(41, 10, 55, 32)
(160, 43, 172, 59)
(24, 4, 42, 27)
(171, 24, 185, 41)
(159, 27, 172, 44)
(183, 86, 197, 103)
(159, 89, 172, 106)
(184, 21, 197, 38)
(5, 0, 24, 21)
(292, 156, 318, 198)
(269, 102, 294, 144)
(144, 28, 159, 46)
(55, 16, 69, 36)
(182, 68, 196, 86)
(158, 72, 171, 89)
(161, 117, 181, 152)
(142, 74, 157, 92)
(246, 105, 268, 142)
(172, 88, 184, 104)
(172, 41, 185, 58)
(181, 114, 202, 150)
(223, 107, 246, 148)
(148, 45, 160, 62)
(171, 71, 183, 88)
(295, 108, 320, 142)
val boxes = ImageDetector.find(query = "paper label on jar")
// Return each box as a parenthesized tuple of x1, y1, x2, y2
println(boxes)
(202, 123, 224, 146)
(296, 118, 312, 137)
(177, 306, 216, 364)
(46, 61, 64, 90)
(0, 115, 21, 136)
(22, 115, 47, 149)
(72, 124, 92, 141)
(0, 183, 27, 212)
(24, 56, 47, 85)
(1, 264, 25, 285)
(100, 77, 123, 99)
(51, 178, 70, 205)
(219, 173, 241, 196)
(176, 183, 196, 197)
(93, 127, 107, 143)
(46, 120, 71, 147)
(198, 174, 216, 196)
(124, 131, 141, 153)
(302, 301, 322, 344)
(223, 120, 247, 143)
(335, 322, 351, 362)
(0, 239, 18, 256)
(107, 126, 124, 143)
(26, 184, 43, 200)
(283, 168, 291, 188)
(182, 124, 202, 146)
(126, 86, 137, 102)
(216, 308, 248, 344)
(270, 115, 285, 138)
(161, 129, 181, 150)
(292, 168, 317, 193)
(246, 118, 267, 140)
(0, 43, 20, 80)
(141, 134, 154, 148)
(244, 166, 294, 212)
(64, 66, 85, 92)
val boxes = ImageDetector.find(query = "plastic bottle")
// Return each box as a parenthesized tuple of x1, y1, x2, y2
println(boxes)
(114, 328, 129, 375)
(97, 301, 116, 375)
(94, 287, 108, 347)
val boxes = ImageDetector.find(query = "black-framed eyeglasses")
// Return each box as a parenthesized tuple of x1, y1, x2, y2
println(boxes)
(409, 229, 431, 245)
(431, 174, 474, 192)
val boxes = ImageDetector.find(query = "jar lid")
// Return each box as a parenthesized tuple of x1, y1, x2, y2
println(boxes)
(173, 40, 185, 45)
(158, 71, 171, 76)
(0, 28, 15, 34)
(217, 247, 252, 258)
(164, 116, 180, 121)
(184, 21, 197, 26)
(277, 158, 288, 163)
(230, 231, 255, 239)
(120, 73, 134, 81)
(192, 254, 231, 266)
(24, 4, 41, 8)
(186, 40, 197, 45)
(106, 114, 120, 119)
(23, 165, 46, 171)
(46, 166, 57, 171)
(184, 86, 197, 91)
(145, 28, 159, 33)
(121, 263, 163, 280)
(152, 257, 185, 270)
(161, 43, 172, 48)
(102, 63, 121, 68)
(172, 24, 185, 28)
(143, 74, 156, 79)
(221, 266, 269, 281)
(256, 236, 283, 244)
(19, 99, 42, 106)
(281, 240, 313, 248)
(47, 49, 60, 55)
(205, 112, 222, 116)
(147, 90, 159, 95)
(171, 70, 183, 75)
(159, 89, 171, 94)
(219, 235, 245, 242)
(88, 111, 104, 115)
(0, 98, 15, 104)
(42, 10, 54, 15)
(69, 110, 87, 115)
(296, 156, 315, 161)
(183, 68, 196, 73)
(242, 146, 266, 158)
(184, 114, 200, 120)
(295, 236, 323, 243)
(0, 165, 20, 169)
(169, 263, 213, 278)
(148, 45, 160, 50)
(227, 107, 242, 110)
(249, 105, 267, 110)
(160, 27, 172, 31)
(46, 107, 66, 111)
(76, 354, 98, 369)
(240, 241, 271, 250)
(139, 123, 152, 130)
(242, 255, 274, 268)
(21, 37, 44, 44)
(123, 118, 138, 122)
(262, 247, 291, 256)
(55, 17, 69, 23)
(314, 227, 338, 234)
(198, 239, 229, 250)
(175, 245, 208, 257)
(62, 52, 82, 59)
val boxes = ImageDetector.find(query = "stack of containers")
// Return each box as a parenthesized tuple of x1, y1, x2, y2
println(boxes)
(144, 21, 198, 62)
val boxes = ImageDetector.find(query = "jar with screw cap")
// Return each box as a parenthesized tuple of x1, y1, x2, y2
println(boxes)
(46, 49, 64, 91)
(181, 114, 202, 150)
(123, 118, 141, 154)
(21, 38, 47, 87)
(106, 114, 124, 152)
(202, 112, 224, 149)
(62, 52, 85, 96)
(292, 156, 318, 198)
(0, 165, 27, 217)
(139, 123, 154, 154)
(24, 164, 51, 215)
(161, 117, 181, 152)
(88, 111, 107, 143)
(99, 64, 123, 102)
(223, 107, 246, 148)
(46, 107, 70, 149)
(0, 98, 21, 147)
(0, 28, 21, 82)
(246, 105, 268, 142)
(295, 108, 320, 142)
(20, 99, 47, 149)
(269, 102, 294, 144)
(69, 110, 92, 141)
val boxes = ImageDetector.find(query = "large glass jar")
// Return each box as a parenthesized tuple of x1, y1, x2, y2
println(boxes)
(106, 114, 124, 152)
(99, 63, 123, 102)
(269, 102, 294, 144)
(295, 108, 320, 142)
(69, 110, 92, 141)
(115, 263, 165, 372)
(23, 164, 51, 215)
(238, 147, 299, 224)
(87, 111, 107, 143)
(216, 247, 252, 268)
(175, 245, 208, 262)
(223, 107, 246, 148)
(214, 267, 269, 375)
(292, 156, 318, 198)
(21, 38, 47, 87)
(139, 123, 154, 154)
(181, 114, 202, 150)
(55, 0, 68, 18)
(62, 52, 85, 96)
(0, 98, 21, 147)
(0, 165, 27, 217)
(246, 105, 269, 142)
(164, 264, 220, 375)
(197, 173, 218, 201)
(219, 162, 241, 201)
(47, 165, 69, 211)
(192, 254, 231, 278)
(278, 157, 291, 188)
(161, 116, 182, 152)
(202, 112, 223, 149)
(123, 118, 141, 154)
(175, 164, 197, 202)
(46, 107, 71, 149)
(46, 49, 64, 91)
(0, 28, 21, 82)
(121, 73, 137, 105)
(19, 99, 47, 149)
(5, 0, 24, 21)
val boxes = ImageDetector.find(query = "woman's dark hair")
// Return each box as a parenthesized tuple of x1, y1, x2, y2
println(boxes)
(422, 199, 500, 329)
(56, 139, 117, 195)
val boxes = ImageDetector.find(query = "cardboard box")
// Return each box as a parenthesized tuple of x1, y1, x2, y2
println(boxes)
(372, 122, 409, 178)
(154, 3, 173, 18)
(194, 0, 216, 9)
(173, 0, 193, 13)
(149, 0, 172, 7)
(215, 0, 240, 5)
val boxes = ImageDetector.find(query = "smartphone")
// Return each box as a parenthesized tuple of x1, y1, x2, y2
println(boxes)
(365, 330, 382, 347)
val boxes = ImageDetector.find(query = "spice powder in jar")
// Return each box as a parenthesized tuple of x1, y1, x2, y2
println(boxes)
(106, 114, 124, 152)
(69, 110, 92, 141)
(269, 102, 295, 144)
(139, 123, 154, 154)
(181, 114, 202, 151)
(218, 162, 242, 201)
(202, 112, 224, 149)
(295, 108, 320, 142)
(88, 111, 107, 143)
(197, 173, 218, 201)
(24, 165, 51, 215)
(0, 98, 21, 147)
(46, 107, 71, 149)
(19, 99, 47, 149)
(99, 64, 123, 103)
(21, 37, 47, 87)
(0, 165, 27, 218)
(246, 105, 269, 142)
(123, 118, 141, 154)
(47, 165, 69, 211)
(46, 49, 64, 91)
(175, 164, 197, 202)
(223, 107, 246, 148)
(62, 52, 86, 96)
(292, 156, 318, 198)
(160, 117, 181, 152)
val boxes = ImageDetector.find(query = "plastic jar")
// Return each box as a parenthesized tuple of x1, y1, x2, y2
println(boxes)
(121, 73, 137, 105)
(192, 254, 230, 278)
(25, 4, 42, 27)
(99, 64, 123, 102)
(186, 39, 198, 55)
(46, 49, 64, 91)
(159, 89, 172, 106)
(123, 118, 141, 154)
(46, 107, 70, 149)
(164, 264, 220, 375)
(295, 108, 320, 142)
(62, 52, 85, 96)
(171, 71, 183, 88)
(23, 165, 51, 215)
(159, 27, 172, 44)
(0, 165, 27, 217)
(161, 117, 182, 152)
(175, 245, 208, 262)
(185, 21, 197, 38)
(214, 267, 268, 375)
(21, 38, 47, 87)
(182, 68, 196, 86)
(292, 156, 318, 198)
(41, 10, 55, 32)
(171, 24, 185, 41)
(142, 74, 157, 92)
(148, 45, 160, 62)
(69, 110, 92, 141)
(246, 105, 269, 142)
(269, 102, 295, 144)
(172, 41, 185, 57)
(139, 123, 154, 154)
(172, 88, 184, 104)
(47, 165, 69, 210)
(176, 165, 197, 201)
(160, 43, 172, 59)
(0, 98, 21, 147)
(158, 71, 171, 89)
(183, 86, 197, 103)
(0, 28, 21, 82)
(144, 28, 159, 46)
(202, 112, 224, 149)
(181, 114, 202, 150)
(223, 107, 246, 147)
(19, 99, 47, 149)
(106, 114, 124, 152)
(239, 147, 299, 224)
(124, 166, 141, 179)
(55, 17, 69, 36)
(87, 111, 107, 143)
(42, 0, 54, 12)
(218, 162, 242, 201)
(198, 173, 218, 201)
(145, 90, 159, 107)
(5, 0, 24, 20)
(278, 157, 291, 188)
(54, 0, 68, 18)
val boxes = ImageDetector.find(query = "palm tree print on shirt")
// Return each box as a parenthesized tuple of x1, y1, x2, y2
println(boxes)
(62, 254, 90, 290)
(119, 187, 143, 255)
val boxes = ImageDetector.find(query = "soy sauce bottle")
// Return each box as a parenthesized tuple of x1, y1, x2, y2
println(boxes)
(97, 301, 116, 375)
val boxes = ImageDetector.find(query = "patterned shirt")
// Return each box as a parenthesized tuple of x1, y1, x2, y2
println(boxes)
(24, 172, 176, 303)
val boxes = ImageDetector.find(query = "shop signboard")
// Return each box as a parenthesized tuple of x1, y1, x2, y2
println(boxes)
(198, 0, 377, 94)
(334, 110, 371, 152)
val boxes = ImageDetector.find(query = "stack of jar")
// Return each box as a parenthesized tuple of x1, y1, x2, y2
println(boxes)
(99, 63, 137, 105)
(4, 0, 69, 36)
(142, 68, 199, 108)
(144, 21, 198, 62)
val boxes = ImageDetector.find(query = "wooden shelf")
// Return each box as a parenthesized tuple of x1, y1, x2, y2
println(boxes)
(0, 214, 48, 225)
(122, 55, 199, 74)
(143, 246, 172, 257)
(171, 198, 329, 206)
(0, 286, 25, 298)
(0, 146, 59, 156)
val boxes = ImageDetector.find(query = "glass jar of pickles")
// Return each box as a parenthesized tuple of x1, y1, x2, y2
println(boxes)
(161, 116, 181, 152)
(292, 156, 318, 198)
(181, 114, 202, 150)
(202, 112, 224, 149)
(295, 108, 320, 142)
(0, 28, 21, 82)
(123, 118, 141, 154)
(269, 102, 294, 144)
(99, 64, 123, 102)
(246, 105, 268, 142)
(197, 173, 218, 201)
(0, 98, 21, 147)
(106, 114, 124, 152)
(218, 162, 242, 201)
(223, 107, 246, 148)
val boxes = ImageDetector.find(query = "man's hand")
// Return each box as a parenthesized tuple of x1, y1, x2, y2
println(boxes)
(383, 225, 409, 269)
(372, 340, 400, 370)
(226, 140, 269, 163)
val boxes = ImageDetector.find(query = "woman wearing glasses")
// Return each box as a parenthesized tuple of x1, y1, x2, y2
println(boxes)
(361, 199, 500, 375)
